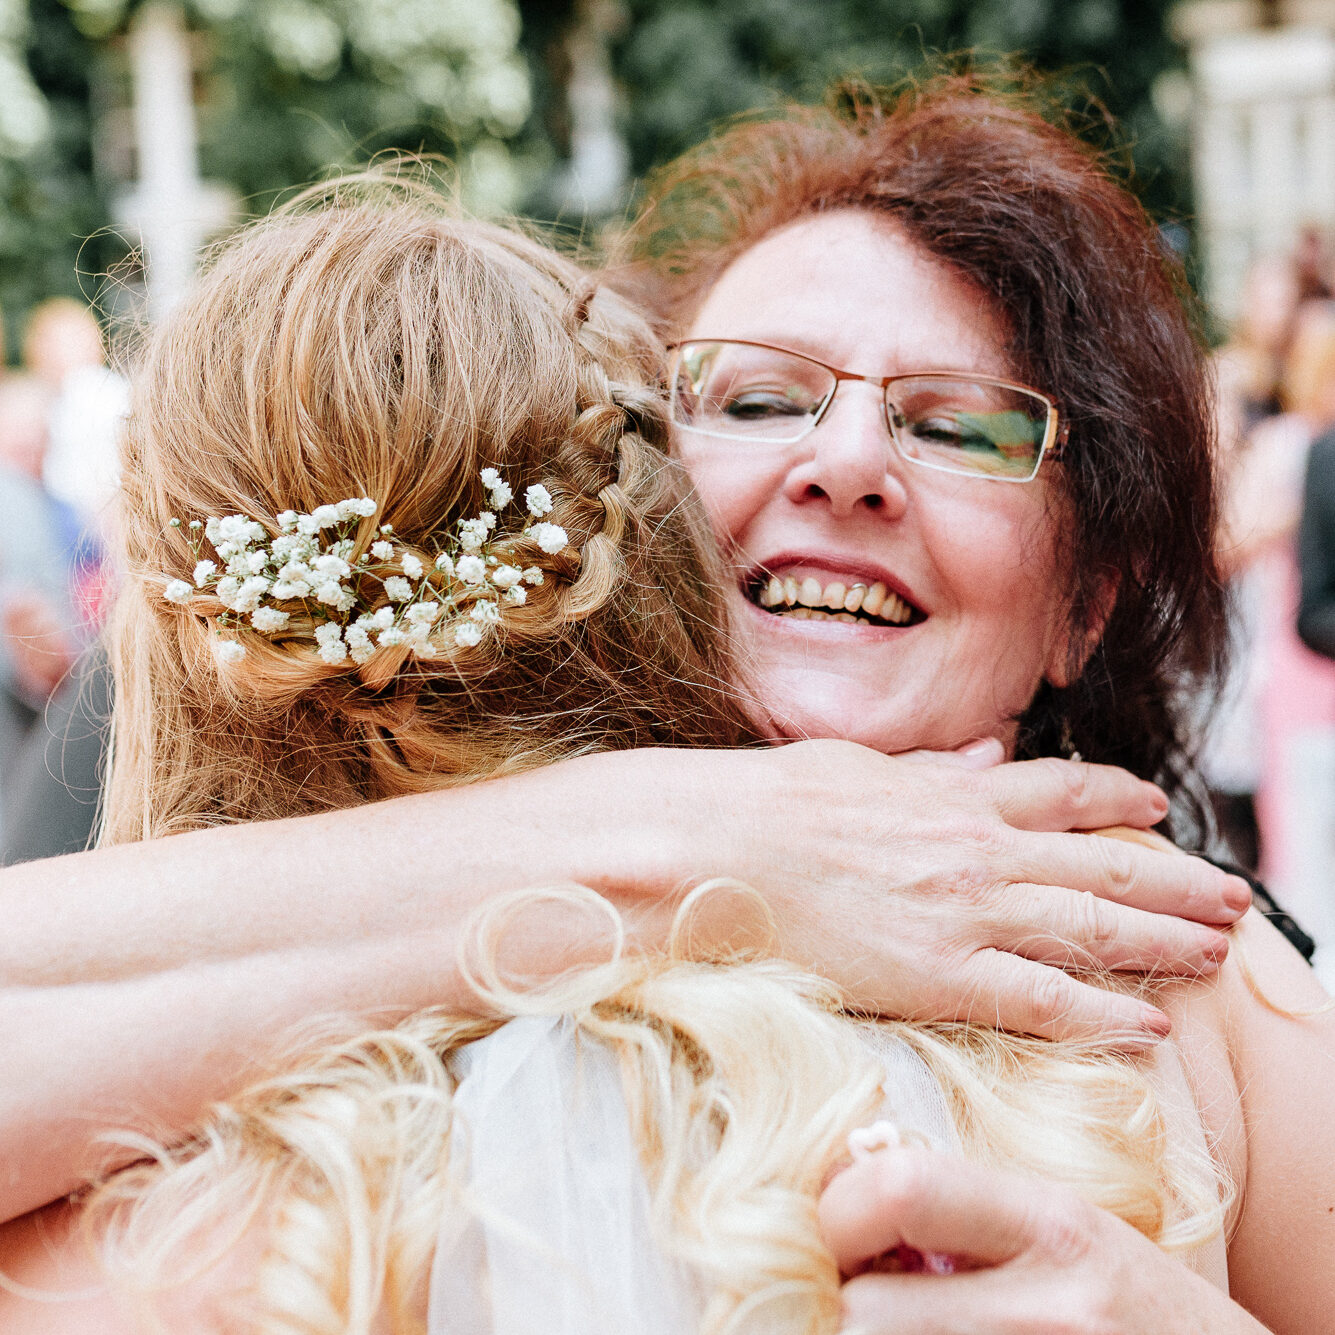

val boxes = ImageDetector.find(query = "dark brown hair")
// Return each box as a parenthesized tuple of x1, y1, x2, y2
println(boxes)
(618, 74, 1227, 826)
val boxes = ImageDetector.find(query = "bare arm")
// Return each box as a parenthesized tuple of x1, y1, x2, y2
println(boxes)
(0, 740, 1247, 1222)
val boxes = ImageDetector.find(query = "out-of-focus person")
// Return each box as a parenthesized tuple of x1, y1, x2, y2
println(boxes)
(1226, 251, 1304, 428)
(23, 299, 128, 566)
(1222, 299, 1335, 985)
(0, 375, 78, 848)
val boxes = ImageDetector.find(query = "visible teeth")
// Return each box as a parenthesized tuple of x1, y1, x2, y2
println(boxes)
(798, 577, 823, 608)
(756, 573, 919, 625)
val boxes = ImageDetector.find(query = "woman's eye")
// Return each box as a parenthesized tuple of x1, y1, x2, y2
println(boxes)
(722, 389, 810, 419)
(908, 415, 993, 450)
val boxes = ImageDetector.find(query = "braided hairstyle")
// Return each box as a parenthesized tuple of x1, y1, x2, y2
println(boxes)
(105, 179, 754, 843)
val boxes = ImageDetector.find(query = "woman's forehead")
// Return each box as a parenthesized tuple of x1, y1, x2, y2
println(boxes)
(685, 209, 1016, 381)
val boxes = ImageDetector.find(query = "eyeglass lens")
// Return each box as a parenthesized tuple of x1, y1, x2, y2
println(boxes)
(672, 341, 1052, 480)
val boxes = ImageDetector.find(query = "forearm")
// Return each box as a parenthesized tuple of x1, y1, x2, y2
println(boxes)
(0, 751, 684, 1220)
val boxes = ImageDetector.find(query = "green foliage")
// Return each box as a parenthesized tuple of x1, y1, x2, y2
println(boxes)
(610, 0, 1191, 223)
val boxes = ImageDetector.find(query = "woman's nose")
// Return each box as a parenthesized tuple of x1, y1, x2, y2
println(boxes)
(781, 382, 909, 517)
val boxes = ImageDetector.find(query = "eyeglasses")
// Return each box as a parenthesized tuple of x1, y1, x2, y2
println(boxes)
(668, 339, 1068, 483)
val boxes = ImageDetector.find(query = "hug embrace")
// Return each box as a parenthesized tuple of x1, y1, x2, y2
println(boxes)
(0, 74, 1329, 1334)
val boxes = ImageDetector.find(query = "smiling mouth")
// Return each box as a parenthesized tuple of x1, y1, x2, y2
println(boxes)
(746, 574, 926, 627)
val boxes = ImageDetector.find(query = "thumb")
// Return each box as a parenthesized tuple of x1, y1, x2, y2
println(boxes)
(897, 737, 1005, 770)
(820, 1146, 1049, 1274)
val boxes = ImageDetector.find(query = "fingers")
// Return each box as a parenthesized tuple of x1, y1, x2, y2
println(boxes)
(819, 1145, 1060, 1273)
(983, 757, 1168, 833)
(840, 1270, 1040, 1335)
(992, 882, 1231, 976)
(1011, 830, 1250, 926)
(953, 949, 1171, 1045)
(898, 738, 1005, 770)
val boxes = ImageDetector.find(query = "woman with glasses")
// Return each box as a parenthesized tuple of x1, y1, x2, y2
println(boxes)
(0, 76, 1314, 1332)
(0, 102, 1321, 1332)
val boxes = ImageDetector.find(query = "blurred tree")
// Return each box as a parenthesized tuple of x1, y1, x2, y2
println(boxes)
(0, 0, 532, 339)
(605, 0, 1192, 223)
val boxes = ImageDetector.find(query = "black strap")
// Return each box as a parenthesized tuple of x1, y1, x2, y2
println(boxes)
(1203, 857, 1317, 963)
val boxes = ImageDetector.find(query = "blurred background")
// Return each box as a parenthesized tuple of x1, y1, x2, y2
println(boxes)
(4, 0, 1335, 984)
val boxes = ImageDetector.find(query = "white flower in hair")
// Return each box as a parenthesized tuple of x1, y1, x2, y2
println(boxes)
(251, 607, 290, 632)
(458, 518, 489, 552)
(531, 523, 568, 555)
(314, 622, 347, 665)
(456, 554, 486, 584)
(168, 474, 575, 668)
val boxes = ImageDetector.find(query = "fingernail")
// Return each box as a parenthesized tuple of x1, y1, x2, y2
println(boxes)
(1141, 1005, 1171, 1039)
(1145, 785, 1169, 819)
(1223, 875, 1251, 914)
(961, 737, 1000, 759)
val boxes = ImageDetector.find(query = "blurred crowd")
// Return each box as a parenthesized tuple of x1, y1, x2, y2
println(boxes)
(1210, 231, 1335, 979)
(0, 299, 126, 863)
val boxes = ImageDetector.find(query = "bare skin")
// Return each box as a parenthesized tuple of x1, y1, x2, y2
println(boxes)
(0, 740, 1246, 1225)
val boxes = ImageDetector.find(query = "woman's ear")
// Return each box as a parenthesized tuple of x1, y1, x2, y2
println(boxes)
(1045, 571, 1118, 689)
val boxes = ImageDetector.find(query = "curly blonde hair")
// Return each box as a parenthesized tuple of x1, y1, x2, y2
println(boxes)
(87, 178, 1227, 1334)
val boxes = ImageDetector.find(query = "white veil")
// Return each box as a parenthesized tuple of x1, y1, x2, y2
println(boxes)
(426, 1014, 959, 1334)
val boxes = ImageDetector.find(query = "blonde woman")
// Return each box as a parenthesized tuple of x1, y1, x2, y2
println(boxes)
(0, 131, 1327, 1330)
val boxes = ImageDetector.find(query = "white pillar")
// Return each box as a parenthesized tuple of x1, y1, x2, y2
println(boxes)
(127, 3, 206, 320)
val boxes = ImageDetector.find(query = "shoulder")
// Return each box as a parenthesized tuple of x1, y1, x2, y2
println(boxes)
(1162, 909, 1335, 1332)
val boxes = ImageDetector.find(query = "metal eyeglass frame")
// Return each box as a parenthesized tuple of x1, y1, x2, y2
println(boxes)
(667, 338, 1070, 483)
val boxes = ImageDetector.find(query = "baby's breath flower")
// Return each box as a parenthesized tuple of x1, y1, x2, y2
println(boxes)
(251, 607, 290, 632)
(435, 553, 455, 575)
(244, 550, 269, 575)
(315, 631, 348, 666)
(383, 576, 413, 603)
(271, 579, 309, 600)
(370, 607, 396, 631)
(277, 510, 298, 530)
(503, 584, 527, 606)
(189, 520, 202, 531)
(313, 554, 350, 580)
(458, 518, 488, 553)
(482, 469, 513, 508)
(314, 580, 346, 607)
(480, 511, 497, 532)
(215, 575, 241, 606)
(454, 622, 483, 647)
(522, 567, 545, 586)
(371, 540, 394, 561)
(490, 564, 522, 589)
(169, 517, 182, 529)
(378, 627, 406, 647)
(234, 577, 271, 614)
(336, 497, 377, 521)
(401, 552, 424, 580)
(310, 504, 341, 530)
(407, 601, 440, 625)
(193, 560, 217, 587)
(214, 639, 246, 666)
(531, 523, 568, 555)
(345, 624, 373, 664)
(456, 554, 486, 584)
(164, 578, 193, 604)
(525, 484, 553, 518)
(470, 599, 502, 625)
